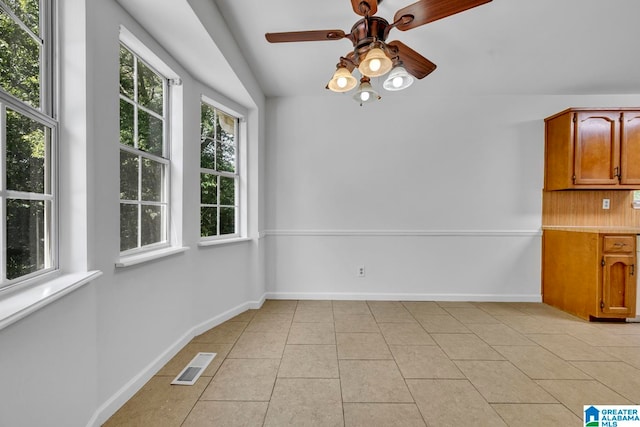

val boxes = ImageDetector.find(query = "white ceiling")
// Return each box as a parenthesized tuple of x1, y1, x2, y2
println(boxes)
(120, 0, 640, 100)
(212, 0, 640, 97)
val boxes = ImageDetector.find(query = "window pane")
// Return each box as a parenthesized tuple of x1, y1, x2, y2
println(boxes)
(220, 207, 235, 235)
(120, 204, 138, 251)
(120, 150, 139, 201)
(141, 158, 163, 202)
(216, 139, 235, 173)
(138, 109, 163, 155)
(200, 207, 217, 237)
(0, 10, 41, 108)
(141, 204, 163, 246)
(201, 137, 215, 170)
(200, 173, 217, 205)
(137, 60, 163, 115)
(6, 109, 48, 193)
(220, 176, 235, 206)
(200, 102, 239, 241)
(119, 99, 134, 147)
(3, 0, 39, 35)
(201, 103, 215, 140)
(119, 46, 134, 99)
(6, 199, 48, 279)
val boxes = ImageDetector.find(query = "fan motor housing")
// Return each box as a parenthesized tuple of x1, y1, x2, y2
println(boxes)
(350, 16, 391, 62)
(350, 16, 390, 47)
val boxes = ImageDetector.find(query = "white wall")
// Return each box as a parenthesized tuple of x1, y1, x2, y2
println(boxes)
(264, 94, 640, 300)
(0, 0, 266, 426)
(0, 0, 639, 425)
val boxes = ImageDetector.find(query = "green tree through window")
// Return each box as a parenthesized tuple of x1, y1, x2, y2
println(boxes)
(200, 102, 238, 238)
(0, 0, 55, 285)
(119, 44, 169, 253)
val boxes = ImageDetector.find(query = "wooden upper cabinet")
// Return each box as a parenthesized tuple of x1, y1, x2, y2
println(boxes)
(545, 108, 640, 190)
(621, 111, 640, 185)
(573, 111, 619, 185)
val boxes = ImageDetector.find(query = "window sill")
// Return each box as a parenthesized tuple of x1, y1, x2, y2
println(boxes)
(116, 246, 190, 268)
(198, 237, 252, 248)
(0, 270, 103, 331)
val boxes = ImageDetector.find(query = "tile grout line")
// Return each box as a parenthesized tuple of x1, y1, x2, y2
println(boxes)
(332, 300, 347, 427)
(262, 300, 298, 427)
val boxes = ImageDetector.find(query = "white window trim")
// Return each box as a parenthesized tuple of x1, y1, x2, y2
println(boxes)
(0, 270, 102, 331)
(115, 246, 189, 268)
(198, 236, 251, 247)
(117, 26, 186, 267)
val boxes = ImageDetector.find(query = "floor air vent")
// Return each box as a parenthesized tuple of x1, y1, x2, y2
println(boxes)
(171, 352, 216, 386)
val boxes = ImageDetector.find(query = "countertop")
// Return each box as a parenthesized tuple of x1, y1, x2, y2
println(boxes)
(542, 226, 640, 234)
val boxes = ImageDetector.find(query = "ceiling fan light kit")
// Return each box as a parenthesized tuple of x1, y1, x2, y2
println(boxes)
(383, 63, 414, 91)
(265, 0, 492, 105)
(358, 44, 393, 77)
(327, 65, 359, 92)
(353, 76, 381, 105)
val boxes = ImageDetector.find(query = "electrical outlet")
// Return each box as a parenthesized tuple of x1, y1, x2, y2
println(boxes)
(357, 265, 365, 277)
(602, 198, 610, 210)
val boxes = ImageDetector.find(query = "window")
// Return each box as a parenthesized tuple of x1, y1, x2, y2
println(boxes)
(119, 43, 169, 253)
(634, 190, 640, 209)
(0, 0, 56, 288)
(200, 101, 239, 239)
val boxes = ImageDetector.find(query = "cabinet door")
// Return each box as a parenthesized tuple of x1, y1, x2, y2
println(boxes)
(620, 111, 640, 185)
(574, 112, 620, 185)
(601, 254, 636, 316)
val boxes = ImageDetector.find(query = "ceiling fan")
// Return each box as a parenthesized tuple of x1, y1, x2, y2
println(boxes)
(265, 0, 492, 104)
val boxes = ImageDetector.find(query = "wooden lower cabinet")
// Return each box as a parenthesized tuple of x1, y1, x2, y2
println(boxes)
(542, 230, 637, 320)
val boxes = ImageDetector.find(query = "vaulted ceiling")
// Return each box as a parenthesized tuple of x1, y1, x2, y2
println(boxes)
(120, 0, 640, 101)
(213, 0, 640, 98)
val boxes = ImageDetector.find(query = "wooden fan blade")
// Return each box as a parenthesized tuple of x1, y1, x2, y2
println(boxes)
(386, 40, 436, 79)
(265, 30, 346, 43)
(351, 0, 377, 16)
(394, 0, 492, 31)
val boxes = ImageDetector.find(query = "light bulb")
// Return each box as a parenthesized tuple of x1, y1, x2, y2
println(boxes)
(392, 76, 403, 88)
(337, 76, 348, 88)
(360, 91, 370, 102)
(369, 58, 381, 72)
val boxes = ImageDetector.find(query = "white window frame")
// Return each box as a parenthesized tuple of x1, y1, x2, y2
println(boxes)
(199, 96, 243, 242)
(117, 26, 185, 266)
(0, 0, 57, 291)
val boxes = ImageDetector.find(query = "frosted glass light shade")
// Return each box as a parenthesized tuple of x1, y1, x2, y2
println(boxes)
(383, 65, 414, 91)
(327, 67, 357, 92)
(352, 80, 380, 105)
(358, 47, 392, 78)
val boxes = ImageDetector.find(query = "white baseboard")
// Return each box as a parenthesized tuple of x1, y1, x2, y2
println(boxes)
(264, 292, 542, 303)
(86, 295, 266, 427)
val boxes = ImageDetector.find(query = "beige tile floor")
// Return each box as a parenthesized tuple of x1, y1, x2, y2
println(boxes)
(104, 300, 640, 426)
